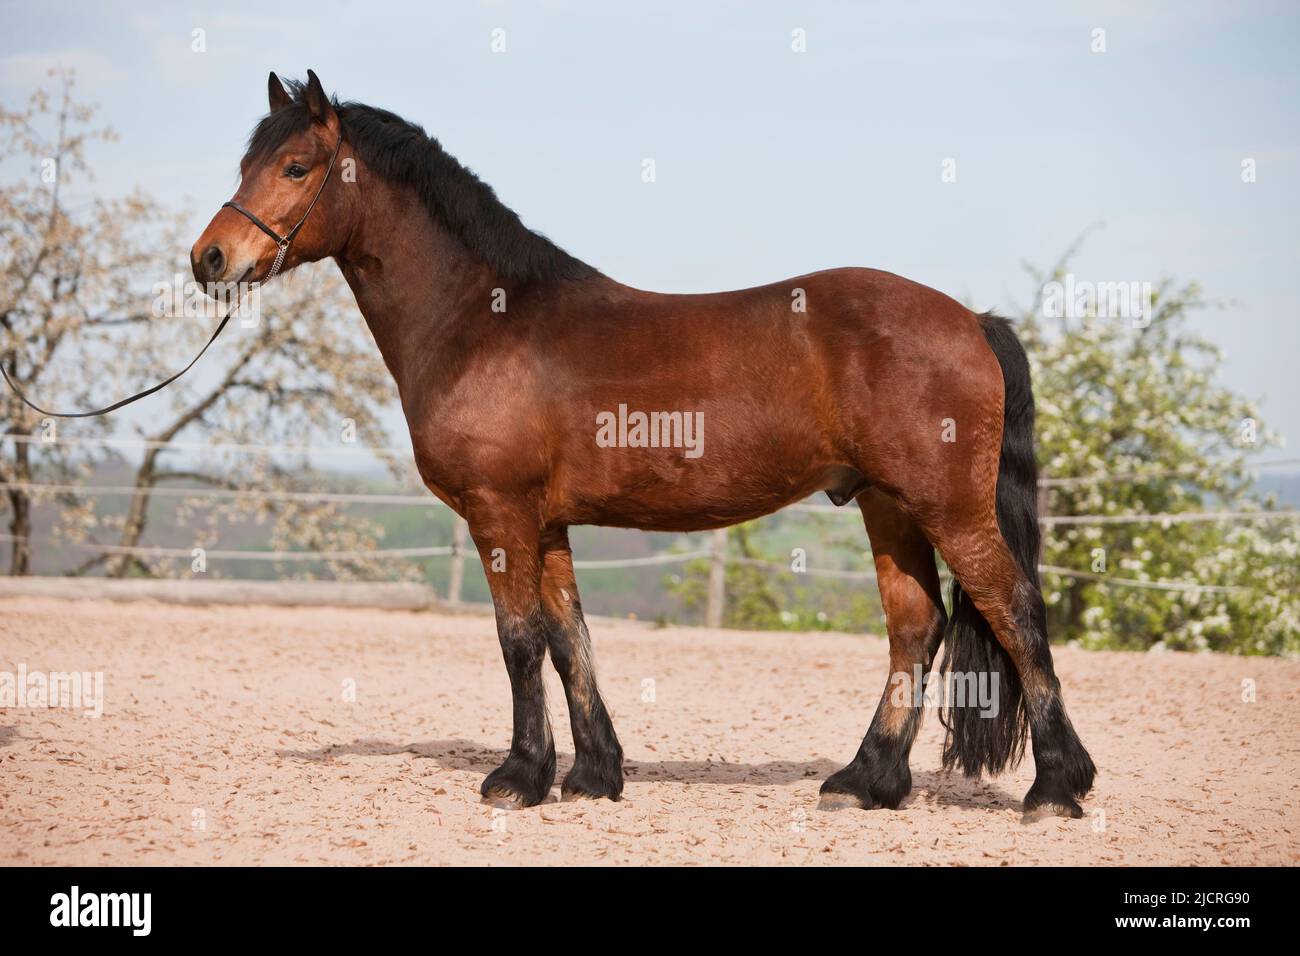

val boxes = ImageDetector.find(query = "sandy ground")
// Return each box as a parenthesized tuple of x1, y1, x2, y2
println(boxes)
(1, 596, 1297, 866)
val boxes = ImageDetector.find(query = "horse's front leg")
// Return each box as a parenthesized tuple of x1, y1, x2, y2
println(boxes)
(467, 496, 556, 808)
(539, 529, 624, 801)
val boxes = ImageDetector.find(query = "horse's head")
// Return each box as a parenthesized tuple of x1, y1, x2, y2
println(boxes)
(191, 70, 350, 287)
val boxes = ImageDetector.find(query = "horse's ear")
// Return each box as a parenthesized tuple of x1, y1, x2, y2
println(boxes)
(303, 69, 338, 131)
(267, 72, 292, 112)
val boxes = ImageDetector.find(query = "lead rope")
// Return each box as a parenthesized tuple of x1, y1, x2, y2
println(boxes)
(0, 135, 342, 420)
(0, 288, 243, 420)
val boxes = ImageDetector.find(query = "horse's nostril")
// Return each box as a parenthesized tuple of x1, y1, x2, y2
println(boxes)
(202, 244, 225, 279)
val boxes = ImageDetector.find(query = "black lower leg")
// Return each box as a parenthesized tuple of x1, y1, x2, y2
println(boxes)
(820, 701, 923, 810)
(481, 610, 557, 807)
(824, 497, 947, 812)
(543, 610, 624, 800)
(1011, 582, 1096, 819)
(821, 619, 944, 811)
(1021, 690, 1095, 819)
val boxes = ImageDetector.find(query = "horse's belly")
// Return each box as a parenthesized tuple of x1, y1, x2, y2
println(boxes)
(556, 454, 856, 533)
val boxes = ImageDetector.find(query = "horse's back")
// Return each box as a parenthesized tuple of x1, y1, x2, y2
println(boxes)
(523, 267, 1001, 530)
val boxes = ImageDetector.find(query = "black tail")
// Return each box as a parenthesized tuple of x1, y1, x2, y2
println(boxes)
(939, 312, 1038, 777)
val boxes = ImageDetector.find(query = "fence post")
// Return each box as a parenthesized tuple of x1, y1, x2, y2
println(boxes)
(447, 515, 468, 604)
(705, 527, 727, 629)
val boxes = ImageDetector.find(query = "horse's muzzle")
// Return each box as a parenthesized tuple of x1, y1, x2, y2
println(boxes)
(192, 243, 225, 285)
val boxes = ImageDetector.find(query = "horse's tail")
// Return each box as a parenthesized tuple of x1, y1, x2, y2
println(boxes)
(938, 312, 1035, 777)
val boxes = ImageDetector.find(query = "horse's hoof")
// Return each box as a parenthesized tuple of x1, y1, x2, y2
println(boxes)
(1022, 779, 1085, 822)
(1020, 802, 1082, 824)
(1021, 794, 1083, 823)
(560, 756, 624, 803)
(817, 791, 868, 811)
(817, 762, 907, 811)
(480, 757, 554, 808)
(482, 788, 558, 809)
(559, 788, 620, 804)
(481, 790, 530, 810)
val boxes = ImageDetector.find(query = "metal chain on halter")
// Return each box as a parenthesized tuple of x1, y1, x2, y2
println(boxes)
(267, 239, 291, 282)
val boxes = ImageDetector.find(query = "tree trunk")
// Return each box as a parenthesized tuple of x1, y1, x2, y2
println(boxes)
(8, 492, 30, 575)
(110, 448, 158, 579)
(7, 437, 31, 575)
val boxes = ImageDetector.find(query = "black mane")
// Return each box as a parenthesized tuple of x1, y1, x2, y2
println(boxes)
(245, 79, 597, 283)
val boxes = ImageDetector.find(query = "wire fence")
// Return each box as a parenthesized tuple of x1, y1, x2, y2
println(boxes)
(0, 530, 454, 560)
(1, 432, 1296, 617)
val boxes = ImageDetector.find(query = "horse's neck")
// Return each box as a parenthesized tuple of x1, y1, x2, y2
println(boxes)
(333, 177, 497, 392)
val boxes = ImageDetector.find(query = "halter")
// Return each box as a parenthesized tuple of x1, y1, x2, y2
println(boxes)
(222, 133, 344, 282)
(0, 134, 345, 419)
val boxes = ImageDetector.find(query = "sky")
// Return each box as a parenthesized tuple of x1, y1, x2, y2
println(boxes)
(2, 0, 1298, 456)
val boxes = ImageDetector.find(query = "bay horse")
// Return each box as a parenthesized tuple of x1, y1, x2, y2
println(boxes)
(192, 71, 1095, 820)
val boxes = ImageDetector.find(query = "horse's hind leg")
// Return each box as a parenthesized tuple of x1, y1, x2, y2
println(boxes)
(928, 516, 1095, 821)
(819, 490, 946, 810)
(539, 529, 624, 801)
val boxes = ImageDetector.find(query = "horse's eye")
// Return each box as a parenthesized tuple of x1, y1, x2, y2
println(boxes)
(284, 163, 308, 179)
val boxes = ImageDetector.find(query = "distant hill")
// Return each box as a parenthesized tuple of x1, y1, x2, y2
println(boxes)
(1256, 470, 1300, 507)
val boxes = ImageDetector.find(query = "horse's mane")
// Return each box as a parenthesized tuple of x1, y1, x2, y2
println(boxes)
(243, 79, 597, 283)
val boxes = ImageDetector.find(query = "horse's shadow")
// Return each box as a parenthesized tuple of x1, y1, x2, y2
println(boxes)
(278, 737, 1020, 810)
(0, 726, 16, 750)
